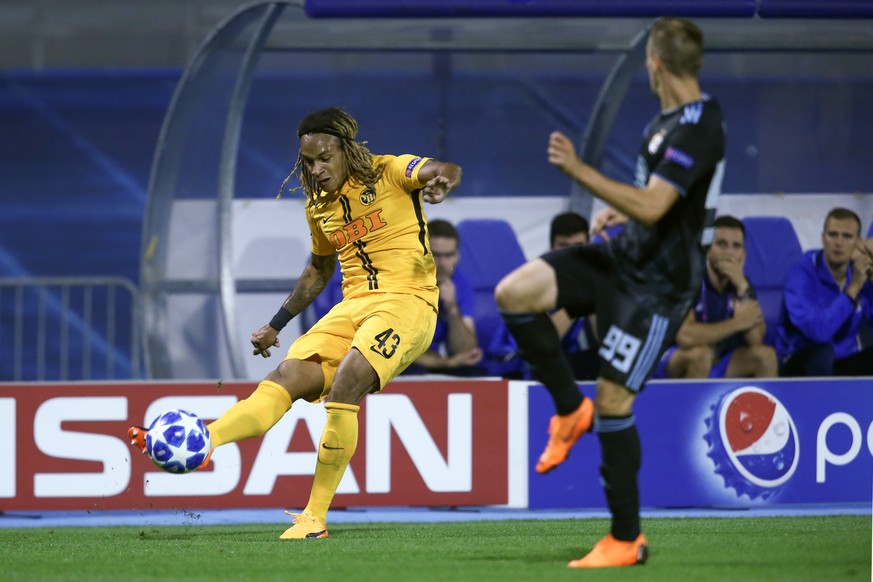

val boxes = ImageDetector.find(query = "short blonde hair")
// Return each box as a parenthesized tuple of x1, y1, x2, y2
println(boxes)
(649, 17, 704, 78)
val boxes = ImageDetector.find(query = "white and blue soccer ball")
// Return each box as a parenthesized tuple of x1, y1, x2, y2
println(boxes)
(145, 409, 211, 474)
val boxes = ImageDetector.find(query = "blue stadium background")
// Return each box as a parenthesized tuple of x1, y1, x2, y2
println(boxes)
(3, 69, 871, 286)
(1, 0, 872, 380)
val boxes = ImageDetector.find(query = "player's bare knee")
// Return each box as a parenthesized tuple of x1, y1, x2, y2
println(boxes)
(496, 259, 558, 312)
(266, 358, 323, 402)
(595, 378, 635, 416)
(494, 276, 521, 311)
(267, 359, 295, 383)
(329, 381, 374, 405)
(331, 349, 379, 404)
(495, 278, 539, 312)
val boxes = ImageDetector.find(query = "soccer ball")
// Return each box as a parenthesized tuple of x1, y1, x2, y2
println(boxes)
(145, 409, 211, 474)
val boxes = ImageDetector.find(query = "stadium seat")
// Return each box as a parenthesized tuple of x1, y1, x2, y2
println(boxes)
(456, 219, 528, 375)
(742, 216, 803, 347)
(590, 223, 625, 244)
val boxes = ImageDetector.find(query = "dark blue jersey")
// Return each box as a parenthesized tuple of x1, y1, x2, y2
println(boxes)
(692, 270, 750, 358)
(611, 97, 725, 304)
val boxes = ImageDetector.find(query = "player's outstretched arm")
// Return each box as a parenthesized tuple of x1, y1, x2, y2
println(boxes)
(251, 253, 337, 358)
(419, 160, 462, 204)
(547, 131, 678, 226)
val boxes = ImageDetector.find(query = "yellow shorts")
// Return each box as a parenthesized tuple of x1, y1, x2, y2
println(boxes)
(285, 293, 437, 401)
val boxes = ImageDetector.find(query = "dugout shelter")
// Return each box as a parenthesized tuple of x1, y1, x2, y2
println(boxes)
(138, 0, 873, 379)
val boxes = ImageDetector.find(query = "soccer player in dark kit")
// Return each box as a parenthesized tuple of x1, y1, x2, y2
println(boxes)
(495, 17, 725, 568)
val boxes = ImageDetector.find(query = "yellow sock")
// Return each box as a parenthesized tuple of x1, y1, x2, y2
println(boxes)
(207, 380, 292, 448)
(304, 402, 360, 523)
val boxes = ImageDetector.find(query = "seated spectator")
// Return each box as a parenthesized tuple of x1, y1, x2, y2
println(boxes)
(654, 215, 777, 379)
(777, 207, 873, 376)
(405, 219, 483, 375)
(550, 211, 591, 249)
(548, 212, 600, 380)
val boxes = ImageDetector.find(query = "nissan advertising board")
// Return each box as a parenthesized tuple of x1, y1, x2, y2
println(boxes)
(1, 378, 870, 511)
(0, 379, 514, 511)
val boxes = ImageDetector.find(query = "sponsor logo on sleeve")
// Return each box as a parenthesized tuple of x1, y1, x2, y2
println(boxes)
(665, 146, 694, 169)
(405, 157, 423, 178)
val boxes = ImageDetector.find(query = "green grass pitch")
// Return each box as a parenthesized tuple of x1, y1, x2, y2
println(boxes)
(1, 515, 869, 581)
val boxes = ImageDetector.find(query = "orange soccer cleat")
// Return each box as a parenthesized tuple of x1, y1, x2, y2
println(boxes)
(567, 533, 648, 568)
(127, 425, 213, 470)
(535, 397, 594, 474)
(128, 425, 148, 454)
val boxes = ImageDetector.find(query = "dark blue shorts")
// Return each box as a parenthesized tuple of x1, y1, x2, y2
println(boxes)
(542, 244, 694, 392)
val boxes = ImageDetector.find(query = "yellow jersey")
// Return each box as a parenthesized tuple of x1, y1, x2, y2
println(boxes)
(305, 154, 439, 309)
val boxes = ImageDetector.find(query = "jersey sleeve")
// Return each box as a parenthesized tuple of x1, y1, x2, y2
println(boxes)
(652, 122, 719, 198)
(305, 207, 334, 256)
(381, 154, 433, 193)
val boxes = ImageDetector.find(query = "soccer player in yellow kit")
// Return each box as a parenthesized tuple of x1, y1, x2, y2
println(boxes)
(129, 107, 461, 539)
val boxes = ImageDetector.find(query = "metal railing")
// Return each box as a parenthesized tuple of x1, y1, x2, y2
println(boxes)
(0, 277, 142, 381)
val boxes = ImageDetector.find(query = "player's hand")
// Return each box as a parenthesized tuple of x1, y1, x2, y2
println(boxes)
(423, 176, 453, 204)
(547, 131, 583, 177)
(732, 299, 763, 331)
(251, 324, 280, 358)
(591, 207, 628, 240)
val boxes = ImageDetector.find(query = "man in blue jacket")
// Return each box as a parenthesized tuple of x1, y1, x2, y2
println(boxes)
(777, 207, 873, 376)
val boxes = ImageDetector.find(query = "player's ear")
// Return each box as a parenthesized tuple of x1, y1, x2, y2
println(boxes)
(652, 54, 666, 75)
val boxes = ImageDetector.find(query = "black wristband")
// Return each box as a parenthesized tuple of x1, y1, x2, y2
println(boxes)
(269, 308, 294, 332)
(736, 288, 756, 301)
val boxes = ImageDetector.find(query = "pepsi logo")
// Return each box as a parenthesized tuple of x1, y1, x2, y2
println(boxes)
(705, 386, 800, 500)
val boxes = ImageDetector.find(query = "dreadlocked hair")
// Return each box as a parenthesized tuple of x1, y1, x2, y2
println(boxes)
(276, 107, 384, 207)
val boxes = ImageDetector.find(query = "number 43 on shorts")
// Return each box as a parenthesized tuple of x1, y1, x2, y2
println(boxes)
(370, 328, 401, 359)
(598, 325, 641, 373)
